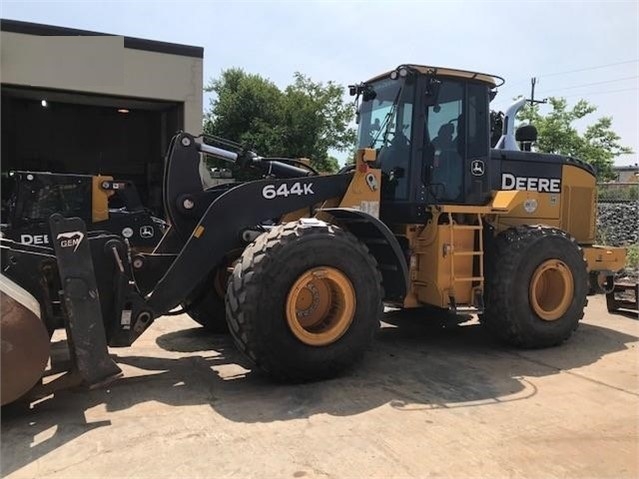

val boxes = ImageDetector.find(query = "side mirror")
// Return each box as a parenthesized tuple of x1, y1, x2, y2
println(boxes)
(425, 77, 441, 107)
(362, 88, 376, 102)
(349, 83, 377, 101)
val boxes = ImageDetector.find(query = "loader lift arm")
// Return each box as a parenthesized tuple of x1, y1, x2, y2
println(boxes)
(162, 133, 316, 243)
(148, 173, 353, 314)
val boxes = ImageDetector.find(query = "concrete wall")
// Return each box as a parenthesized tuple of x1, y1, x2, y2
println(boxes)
(0, 31, 203, 133)
(614, 169, 639, 183)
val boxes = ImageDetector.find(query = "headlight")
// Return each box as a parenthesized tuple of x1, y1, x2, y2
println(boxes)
(390, 67, 409, 80)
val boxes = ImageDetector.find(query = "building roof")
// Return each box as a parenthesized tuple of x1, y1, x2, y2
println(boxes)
(0, 18, 203, 59)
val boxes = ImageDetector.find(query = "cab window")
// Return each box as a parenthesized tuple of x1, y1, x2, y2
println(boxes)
(466, 83, 489, 158)
(357, 78, 414, 201)
(425, 81, 464, 201)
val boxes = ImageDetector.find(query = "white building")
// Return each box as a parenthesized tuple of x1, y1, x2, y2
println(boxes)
(1, 19, 204, 213)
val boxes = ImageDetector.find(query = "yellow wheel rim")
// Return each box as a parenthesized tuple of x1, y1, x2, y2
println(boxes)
(530, 259, 574, 321)
(286, 267, 356, 346)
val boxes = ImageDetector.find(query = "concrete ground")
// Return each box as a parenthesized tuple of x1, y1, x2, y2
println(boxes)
(2, 295, 638, 479)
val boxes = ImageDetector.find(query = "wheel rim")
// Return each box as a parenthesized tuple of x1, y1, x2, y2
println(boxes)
(529, 259, 574, 321)
(286, 267, 356, 346)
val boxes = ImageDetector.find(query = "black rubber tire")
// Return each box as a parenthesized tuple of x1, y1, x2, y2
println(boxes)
(588, 271, 606, 296)
(226, 219, 383, 381)
(182, 277, 229, 334)
(481, 225, 588, 348)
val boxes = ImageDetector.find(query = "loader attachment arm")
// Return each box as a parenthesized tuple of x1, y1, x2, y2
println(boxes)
(148, 173, 353, 314)
(48, 214, 123, 385)
(162, 133, 315, 244)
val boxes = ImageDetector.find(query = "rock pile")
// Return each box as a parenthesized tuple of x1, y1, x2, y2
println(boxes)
(597, 202, 638, 246)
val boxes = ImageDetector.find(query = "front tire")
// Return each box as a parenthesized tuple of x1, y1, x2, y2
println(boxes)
(226, 219, 383, 381)
(482, 225, 588, 348)
(182, 268, 229, 333)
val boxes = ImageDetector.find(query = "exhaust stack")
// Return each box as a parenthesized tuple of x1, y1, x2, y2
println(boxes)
(494, 97, 528, 151)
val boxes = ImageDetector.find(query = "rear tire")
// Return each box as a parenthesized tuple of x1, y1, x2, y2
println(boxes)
(482, 225, 588, 348)
(226, 219, 383, 381)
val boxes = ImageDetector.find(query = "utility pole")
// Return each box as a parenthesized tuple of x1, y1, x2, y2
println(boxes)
(530, 77, 537, 106)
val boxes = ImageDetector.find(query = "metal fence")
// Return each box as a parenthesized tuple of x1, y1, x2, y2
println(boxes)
(597, 183, 639, 203)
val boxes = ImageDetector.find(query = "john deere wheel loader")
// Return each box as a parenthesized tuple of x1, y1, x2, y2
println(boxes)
(1, 64, 626, 406)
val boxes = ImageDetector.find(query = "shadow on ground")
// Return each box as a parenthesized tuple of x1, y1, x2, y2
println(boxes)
(2, 310, 637, 476)
(608, 308, 639, 320)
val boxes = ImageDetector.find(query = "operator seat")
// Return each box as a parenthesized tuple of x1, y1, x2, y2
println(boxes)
(431, 123, 463, 201)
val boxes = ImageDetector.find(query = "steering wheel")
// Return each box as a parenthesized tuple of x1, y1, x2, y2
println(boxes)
(392, 126, 412, 148)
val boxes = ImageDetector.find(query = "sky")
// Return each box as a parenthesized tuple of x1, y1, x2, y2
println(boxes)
(1, 0, 638, 165)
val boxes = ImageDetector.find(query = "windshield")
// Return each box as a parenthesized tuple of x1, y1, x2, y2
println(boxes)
(357, 79, 403, 149)
(356, 78, 413, 200)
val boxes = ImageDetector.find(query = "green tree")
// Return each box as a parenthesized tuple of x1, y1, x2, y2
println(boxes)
(517, 97, 633, 180)
(317, 155, 340, 173)
(204, 68, 285, 154)
(204, 69, 356, 174)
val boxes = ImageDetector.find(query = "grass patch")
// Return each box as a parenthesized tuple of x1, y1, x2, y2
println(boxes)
(626, 244, 639, 269)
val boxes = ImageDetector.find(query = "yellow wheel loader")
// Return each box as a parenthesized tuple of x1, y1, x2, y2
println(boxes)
(1, 64, 626, 406)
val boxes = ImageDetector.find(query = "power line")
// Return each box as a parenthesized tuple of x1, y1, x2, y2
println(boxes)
(537, 59, 639, 79)
(560, 87, 639, 99)
(537, 75, 639, 95)
(497, 87, 639, 105)
(501, 59, 639, 91)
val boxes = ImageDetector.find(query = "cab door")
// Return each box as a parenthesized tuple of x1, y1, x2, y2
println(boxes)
(463, 82, 491, 205)
(422, 79, 491, 205)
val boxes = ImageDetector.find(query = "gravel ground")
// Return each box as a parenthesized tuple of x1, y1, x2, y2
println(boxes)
(1, 295, 638, 479)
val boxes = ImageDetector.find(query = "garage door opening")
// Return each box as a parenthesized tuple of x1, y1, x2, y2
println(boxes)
(1, 86, 183, 217)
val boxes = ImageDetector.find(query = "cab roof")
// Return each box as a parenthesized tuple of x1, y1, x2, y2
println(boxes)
(366, 64, 505, 88)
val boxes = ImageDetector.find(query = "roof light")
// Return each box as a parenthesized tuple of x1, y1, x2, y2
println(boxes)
(117, 108, 130, 114)
(390, 67, 410, 80)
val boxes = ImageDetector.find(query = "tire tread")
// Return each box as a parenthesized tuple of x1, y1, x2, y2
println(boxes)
(482, 225, 588, 348)
(226, 219, 383, 381)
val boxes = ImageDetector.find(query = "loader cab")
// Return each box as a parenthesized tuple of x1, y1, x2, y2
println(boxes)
(355, 65, 502, 223)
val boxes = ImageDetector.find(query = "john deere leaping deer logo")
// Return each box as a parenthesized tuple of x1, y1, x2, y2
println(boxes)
(139, 225, 155, 239)
(56, 231, 84, 252)
(471, 159, 485, 177)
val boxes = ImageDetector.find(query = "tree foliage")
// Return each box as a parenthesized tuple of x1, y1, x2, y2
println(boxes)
(203, 68, 356, 174)
(517, 97, 633, 180)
